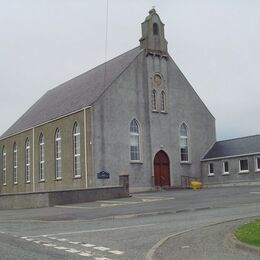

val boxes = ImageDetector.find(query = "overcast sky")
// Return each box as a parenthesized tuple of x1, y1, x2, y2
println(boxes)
(0, 0, 259, 140)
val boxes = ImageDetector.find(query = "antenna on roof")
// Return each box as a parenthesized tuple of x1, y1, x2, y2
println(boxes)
(103, 0, 109, 89)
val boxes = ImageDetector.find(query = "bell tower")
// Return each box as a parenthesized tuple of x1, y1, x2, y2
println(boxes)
(139, 8, 168, 55)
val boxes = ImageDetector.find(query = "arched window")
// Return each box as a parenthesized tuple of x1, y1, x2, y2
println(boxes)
(152, 90, 157, 111)
(180, 123, 189, 162)
(55, 129, 62, 179)
(39, 134, 45, 181)
(153, 23, 159, 35)
(13, 143, 18, 184)
(161, 91, 166, 112)
(2, 146, 6, 185)
(25, 138, 30, 183)
(73, 123, 81, 177)
(130, 119, 141, 161)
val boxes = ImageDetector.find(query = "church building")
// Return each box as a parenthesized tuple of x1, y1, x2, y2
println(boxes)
(0, 9, 258, 195)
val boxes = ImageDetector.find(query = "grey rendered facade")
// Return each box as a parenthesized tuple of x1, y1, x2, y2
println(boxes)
(1, 9, 258, 196)
(0, 109, 93, 194)
(0, 9, 216, 194)
(93, 47, 216, 192)
(201, 135, 260, 186)
(89, 10, 216, 192)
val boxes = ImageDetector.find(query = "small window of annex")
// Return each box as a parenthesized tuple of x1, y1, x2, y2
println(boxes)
(239, 159, 249, 173)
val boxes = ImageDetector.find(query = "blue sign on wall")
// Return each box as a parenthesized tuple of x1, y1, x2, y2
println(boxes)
(97, 171, 110, 179)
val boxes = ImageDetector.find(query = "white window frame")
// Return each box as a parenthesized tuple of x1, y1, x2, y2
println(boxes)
(180, 123, 189, 163)
(13, 143, 18, 184)
(39, 134, 45, 181)
(25, 139, 30, 183)
(2, 147, 7, 185)
(73, 123, 81, 177)
(55, 129, 62, 180)
(239, 159, 249, 173)
(130, 119, 141, 162)
(152, 89, 157, 111)
(222, 161, 229, 175)
(208, 163, 214, 176)
(255, 157, 260, 172)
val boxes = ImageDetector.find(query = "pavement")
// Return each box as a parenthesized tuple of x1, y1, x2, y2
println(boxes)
(151, 219, 260, 260)
(0, 186, 260, 259)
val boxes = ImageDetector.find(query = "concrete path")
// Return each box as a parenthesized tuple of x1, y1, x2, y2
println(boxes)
(152, 219, 259, 260)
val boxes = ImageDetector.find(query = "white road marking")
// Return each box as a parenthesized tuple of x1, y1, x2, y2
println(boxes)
(142, 198, 175, 202)
(57, 238, 68, 242)
(21, 234, 125, 258)
(54, 246, 69, 250)
(98, 200, 137, 205)
(31, 223, 154, 237)
(250, 191, 260, 194)
(79, 252, 92, 257)
(69, 241, 80, 244)
(66, 248, 81, 253)
(181, 245, 190, 249)
(133, 195, 167, 198)
(43, 243, 56, 247)
(109, 250, 124, 255)
(54, 205, 97, 209)
(100, 203, 119, 207)
(55, 196, 175, 210)
(82, 243, 95, 247)
(94, 246, 110, 251)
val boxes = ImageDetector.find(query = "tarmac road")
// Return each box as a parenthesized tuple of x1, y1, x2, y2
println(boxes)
(0, 186, 259, 259)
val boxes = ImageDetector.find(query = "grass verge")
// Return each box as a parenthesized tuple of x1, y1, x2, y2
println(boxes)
(235, 219, 260, 247)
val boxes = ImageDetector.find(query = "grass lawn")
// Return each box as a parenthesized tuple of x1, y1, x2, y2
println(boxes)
(235, 219, 260, 247)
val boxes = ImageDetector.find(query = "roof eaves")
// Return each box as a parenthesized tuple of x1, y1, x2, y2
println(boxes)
(0, 106, 92, 141)
(214, 134, 260, 144)
(201, 152, 260, 162)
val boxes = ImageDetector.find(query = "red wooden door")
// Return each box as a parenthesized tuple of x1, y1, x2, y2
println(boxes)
(154, 151, 170, 186)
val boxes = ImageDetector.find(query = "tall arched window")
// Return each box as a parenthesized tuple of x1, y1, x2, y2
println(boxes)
(152, 90, 157, 111)
(2, 146, 6, 185)
(25, 138, 30, 183)
(153, 23, 159, 35)
(55, 129, 62, 179)
(130, 119, 141, 161)
(161, 91, 166, 112)
(39, 134, 45, 181)
(180, 123, 189, 162)
(13, 143, 18, 184)
(73, 123, 81, 177)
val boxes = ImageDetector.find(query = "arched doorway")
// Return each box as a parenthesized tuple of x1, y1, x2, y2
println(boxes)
(154, 150, 170, 187)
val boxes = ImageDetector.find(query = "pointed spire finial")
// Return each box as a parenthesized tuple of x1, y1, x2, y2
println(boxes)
(149, 7, 156, 14)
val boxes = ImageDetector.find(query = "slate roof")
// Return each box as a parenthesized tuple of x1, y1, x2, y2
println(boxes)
(1, 47, 142, 139)
(203, 135, 260, 160)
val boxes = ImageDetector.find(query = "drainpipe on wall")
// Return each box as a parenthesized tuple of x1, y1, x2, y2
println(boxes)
(84, 108, 88, 188)
(32, 127, 35, 192)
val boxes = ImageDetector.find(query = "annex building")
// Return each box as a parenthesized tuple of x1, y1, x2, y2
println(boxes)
(0, 9, 259, 195)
